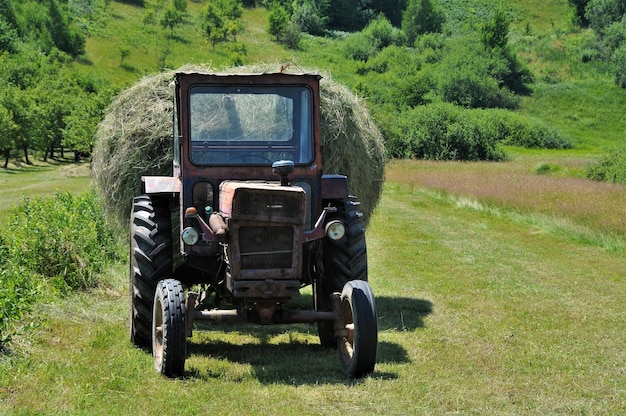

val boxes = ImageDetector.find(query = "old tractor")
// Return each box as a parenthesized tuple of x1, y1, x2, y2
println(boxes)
(129, 71, 377, 378)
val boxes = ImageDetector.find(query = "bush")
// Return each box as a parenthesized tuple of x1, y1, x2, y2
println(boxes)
(387, 103, 507, 161)
(343, 32, 378, 61)
(586, 148, 626, 184)
(484, 110, 574, 149)
(436, 35, 532, 109)
(0, 258, 39, 349)
(384, 104, 573, 161)
(1, 190, 120, 294)
(0, 189, 120, 349)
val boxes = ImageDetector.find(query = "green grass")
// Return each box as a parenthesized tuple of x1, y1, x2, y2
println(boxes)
(2, 1, 626, 414)
(0, 160, 91, 227)
(519, 80, 626, 154)
(1, 169, 625, 414)
(77, 3, 293, 87)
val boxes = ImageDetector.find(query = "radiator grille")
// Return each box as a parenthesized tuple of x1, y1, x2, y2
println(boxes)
(238, 226, 293, 269)
(233, 188, 304, 224)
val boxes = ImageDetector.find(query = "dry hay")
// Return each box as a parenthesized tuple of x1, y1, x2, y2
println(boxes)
(92, 64, 385, 227)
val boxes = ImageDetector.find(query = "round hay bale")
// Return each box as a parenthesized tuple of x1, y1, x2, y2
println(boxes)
(92, 64, 385, 227)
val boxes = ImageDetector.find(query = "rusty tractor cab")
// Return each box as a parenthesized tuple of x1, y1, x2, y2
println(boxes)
(129, 71, 377, 378)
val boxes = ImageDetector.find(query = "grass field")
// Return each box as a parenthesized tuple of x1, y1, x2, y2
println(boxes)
(2, 1, 626, 414)
(1, 161, 625, 414)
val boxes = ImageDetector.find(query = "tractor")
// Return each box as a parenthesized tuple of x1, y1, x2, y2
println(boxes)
(129, 71, 377, 378)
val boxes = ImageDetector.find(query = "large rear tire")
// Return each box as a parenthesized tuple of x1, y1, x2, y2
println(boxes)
(316, 197, 368, 347)
(338, 280, 377, 378)
(130, 195, 173, 349)
(153, 279, 186, 377)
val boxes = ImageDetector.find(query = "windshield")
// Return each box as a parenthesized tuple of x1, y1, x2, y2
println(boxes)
(189, 85, 313, 165)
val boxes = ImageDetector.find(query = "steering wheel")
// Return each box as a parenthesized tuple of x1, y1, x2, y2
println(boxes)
(225, 154, 272, 164)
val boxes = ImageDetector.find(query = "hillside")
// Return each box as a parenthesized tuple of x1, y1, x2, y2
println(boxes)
(74, 1, 625, 158)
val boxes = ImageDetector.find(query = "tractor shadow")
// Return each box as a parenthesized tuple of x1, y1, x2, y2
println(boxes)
(184, 295, 433, 385)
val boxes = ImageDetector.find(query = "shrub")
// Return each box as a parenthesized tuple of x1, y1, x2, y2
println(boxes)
(484, 110, 574, 149)
(436, 36, 528, 109)
(0, 259, 40, 349)
(343, 32, 377, 61)
(586, 148, 626, 184)
(1, 190, 120, 294)
(384, 105, 573, 161)
(388, 103, 507, 161)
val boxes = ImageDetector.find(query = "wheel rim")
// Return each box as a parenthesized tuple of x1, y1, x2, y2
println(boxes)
(153, 297, 164, 370)
(339, 298, 355, 366)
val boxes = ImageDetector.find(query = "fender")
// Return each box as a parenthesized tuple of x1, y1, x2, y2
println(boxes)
(321, 174, 348, 200)
(142, 176, 181, 194)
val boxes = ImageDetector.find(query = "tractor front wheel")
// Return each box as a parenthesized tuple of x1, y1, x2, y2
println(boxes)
(153, 279, 187, 377)
(338, 280, 377, 378)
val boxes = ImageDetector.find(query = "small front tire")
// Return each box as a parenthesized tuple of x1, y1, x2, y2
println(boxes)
(153, 279, 186, 377)
(338, 280, 377, 378)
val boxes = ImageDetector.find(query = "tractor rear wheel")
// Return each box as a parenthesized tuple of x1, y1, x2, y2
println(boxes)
(130, 195, 173, 349)
(316, 197, 368, 348)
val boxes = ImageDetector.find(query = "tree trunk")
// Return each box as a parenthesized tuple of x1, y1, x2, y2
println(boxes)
(23, 146, 31, 165)
(3, 148, 9, 168)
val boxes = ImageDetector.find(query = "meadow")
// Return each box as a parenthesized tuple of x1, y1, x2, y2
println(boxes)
(1, 0, 626, 414)
(1, 160, 625, 414)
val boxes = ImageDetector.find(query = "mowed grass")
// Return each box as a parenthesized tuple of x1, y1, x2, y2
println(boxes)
(0, 160, 91, 227)
(1, 162, 625, 414)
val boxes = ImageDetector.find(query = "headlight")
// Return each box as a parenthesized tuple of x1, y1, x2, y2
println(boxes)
(181, 227, 200, 245)
(325, 220, 346, 241)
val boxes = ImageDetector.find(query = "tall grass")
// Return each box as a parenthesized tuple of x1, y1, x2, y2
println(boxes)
(386, 158, 626, 243)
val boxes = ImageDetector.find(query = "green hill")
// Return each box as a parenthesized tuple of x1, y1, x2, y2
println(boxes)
(77, 1, 625, 158)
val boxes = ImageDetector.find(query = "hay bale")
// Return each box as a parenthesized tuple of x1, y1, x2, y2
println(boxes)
(92, 64, 385, 227)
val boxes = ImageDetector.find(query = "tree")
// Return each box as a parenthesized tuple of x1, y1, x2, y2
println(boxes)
(0, 103, 17, 168)
(481, 8, 510, 50)
(161, 7, 184, 37)
(46, 0, 85, 56)
(585, 0, 626, 33)
(267, 2, 289, 41)
(173, 0, 187, 13)
(0, 0, 19, 35)
(401, 0, 445, 45)
(0, 17, 19, 53)
(204, 2, 227, 47)
(568, 0, 592, 26)
(292, 0, 329, 36)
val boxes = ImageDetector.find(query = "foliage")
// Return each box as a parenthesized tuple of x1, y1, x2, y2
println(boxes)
(401, 0, 445, 45)
(387, 103, 507, 161)
(585, 0, 626, 33)
(0, 189, 121, 348)
(1, 190, 120, 294)
(160, 7, 184, 37)
(267, 1, 300, 47)
(0, 246, 40, 348)
(385, 103, 572, 161)
(202, 0, 244, 47)
(326, 0, 407, 31)
(480, 7, 510, 50)
(568, 0, 591, 26)
(291, 0, 329, 36)
(586, 148, 626, 183)
(579, 0, 626, 88)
